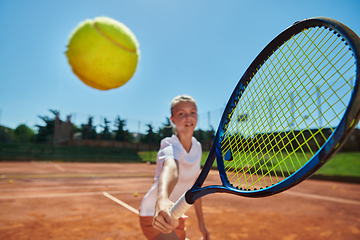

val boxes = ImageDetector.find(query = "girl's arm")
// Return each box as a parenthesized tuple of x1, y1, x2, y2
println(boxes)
(152, 158, 180, 233)
(194, 198, 210, 240)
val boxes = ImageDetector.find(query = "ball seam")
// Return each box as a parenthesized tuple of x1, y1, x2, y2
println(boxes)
(93, 22, 137, 54)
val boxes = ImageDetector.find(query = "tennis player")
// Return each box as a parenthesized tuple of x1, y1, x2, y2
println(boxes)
(139, 95, 210, 240)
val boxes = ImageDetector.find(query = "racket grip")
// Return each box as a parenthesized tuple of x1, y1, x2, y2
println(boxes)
(170, 192, 192, 220)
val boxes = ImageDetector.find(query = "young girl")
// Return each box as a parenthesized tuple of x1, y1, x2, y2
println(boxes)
(139, 95, 210, 240)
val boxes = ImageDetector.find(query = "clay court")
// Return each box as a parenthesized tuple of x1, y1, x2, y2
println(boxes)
(0, 161, 359, 240)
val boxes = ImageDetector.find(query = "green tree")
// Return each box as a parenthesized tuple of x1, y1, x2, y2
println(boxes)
(208, 126, 216, 141)
(81, 117, 97, 140)
(0, 125, 13, 143)
(158, 118, 172, 139)
(100, 118, 112, 140)
(126, 130, 135, 143)
(114, 116, 135, 142)
(35, 109, 58, 143)
(114, 116, 126, 141)
(194, 127, 215, 142)
(141, 124, 160, 145)
(13, 124, 35, 143)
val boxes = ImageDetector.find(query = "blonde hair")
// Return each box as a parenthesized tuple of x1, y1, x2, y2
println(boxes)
(170, 94, 197, 116)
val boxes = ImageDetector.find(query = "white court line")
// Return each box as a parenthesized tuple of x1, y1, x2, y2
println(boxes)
(53, 164, 66, 172)
(103, 192, 139, 215)
(102, 193, 191, 240)
(284, 191, 360, 205)
(0, 190, 147, 200)
(1, 187, 359, 206)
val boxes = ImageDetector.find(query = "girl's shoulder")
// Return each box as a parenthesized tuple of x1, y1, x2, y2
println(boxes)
(191, 136, 202, 147)
(160, 135, 180, 149)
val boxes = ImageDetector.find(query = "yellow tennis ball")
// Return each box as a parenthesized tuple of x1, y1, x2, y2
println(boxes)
(66, 17, 140, 90)
(134, 192, 138, 197)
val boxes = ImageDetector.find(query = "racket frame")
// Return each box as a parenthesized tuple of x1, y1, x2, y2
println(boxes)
(177, 17, 360, 208)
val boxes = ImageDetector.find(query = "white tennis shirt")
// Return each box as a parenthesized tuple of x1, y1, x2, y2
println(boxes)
(139, 134, 202, 216)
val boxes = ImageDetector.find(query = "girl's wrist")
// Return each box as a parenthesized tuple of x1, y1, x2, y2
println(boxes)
(198, 221, 206, 228)
(156, 194, 169, 201)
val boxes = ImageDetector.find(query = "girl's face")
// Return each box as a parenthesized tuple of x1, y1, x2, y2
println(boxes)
(170, 101, 198, 136)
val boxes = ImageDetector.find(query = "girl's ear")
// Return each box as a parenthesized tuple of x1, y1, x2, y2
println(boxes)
(169, 116, 177, 135)
(170, 116, 175, 125)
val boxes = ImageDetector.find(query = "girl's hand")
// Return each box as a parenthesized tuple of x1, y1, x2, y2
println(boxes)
(199, 223, 210, 240)
(152, 197, 179, 234)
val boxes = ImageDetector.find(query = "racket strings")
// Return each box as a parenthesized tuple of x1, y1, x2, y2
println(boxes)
(225, 41, 326, 184)
(224, 43, 350, 184)
(220, 26, 356, 190)
(223, 73, 314, 187)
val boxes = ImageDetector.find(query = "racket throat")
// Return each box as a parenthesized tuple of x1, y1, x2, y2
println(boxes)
(184, 190, 196, 204)
(186, 187, 217, 204)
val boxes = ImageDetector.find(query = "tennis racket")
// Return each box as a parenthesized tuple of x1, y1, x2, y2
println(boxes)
(170, 17, 360, 219)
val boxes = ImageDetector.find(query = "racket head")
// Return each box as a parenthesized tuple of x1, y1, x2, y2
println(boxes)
(214, 17, 360, 197)
(209, 17, 360, 198)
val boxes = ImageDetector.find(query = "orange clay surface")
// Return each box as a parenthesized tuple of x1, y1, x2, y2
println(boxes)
(0, 161, 360, 240)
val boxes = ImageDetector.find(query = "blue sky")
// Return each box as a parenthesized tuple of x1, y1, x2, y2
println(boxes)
(1, 0, 359, 134)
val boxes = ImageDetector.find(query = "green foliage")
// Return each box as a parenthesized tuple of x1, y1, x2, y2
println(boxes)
(114, 116, 126, 141)
(125, 131, 135, 143)
(140, 118, 174, 145)
(100, 118, 112, 140)
(0, 125, 14, 143)
(158, 118, 172, 139)
(80, 117, 97, 140)
(35, 109, 58, 143)
(114, 116, 135, 143)
(0, 143, 142, 162)
(194, 127, 215, 142)
(140, 124, 160, 144)
(13, 124, 35, 143)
